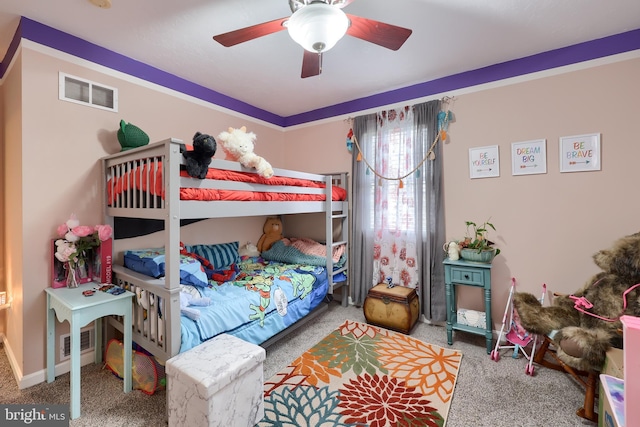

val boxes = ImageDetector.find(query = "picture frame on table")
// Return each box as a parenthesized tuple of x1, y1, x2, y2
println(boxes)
(90, 237, 113, 284)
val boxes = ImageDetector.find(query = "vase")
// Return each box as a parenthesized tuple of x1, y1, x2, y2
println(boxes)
(460, 248, 496, 263)
(66, 263, 79, 288)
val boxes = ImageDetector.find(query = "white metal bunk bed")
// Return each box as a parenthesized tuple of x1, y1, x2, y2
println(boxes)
(101, 138, 349, 363)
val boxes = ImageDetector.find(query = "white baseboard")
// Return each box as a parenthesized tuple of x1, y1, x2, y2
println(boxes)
(0, 333, 23, 387)
(1, 333, 96, 390)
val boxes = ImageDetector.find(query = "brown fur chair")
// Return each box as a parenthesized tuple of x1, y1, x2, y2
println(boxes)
(513, 232, 640, 421)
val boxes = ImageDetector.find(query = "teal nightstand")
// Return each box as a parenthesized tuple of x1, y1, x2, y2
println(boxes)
(443, 258, 493, 353)
(45, 283, 133, 419)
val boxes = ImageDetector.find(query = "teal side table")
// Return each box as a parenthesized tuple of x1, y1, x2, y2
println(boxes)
(443, 258, 493, 353)
(46, 283, 133, 419)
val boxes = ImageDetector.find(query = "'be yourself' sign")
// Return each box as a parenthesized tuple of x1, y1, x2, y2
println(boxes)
(469, 145, 499, 179)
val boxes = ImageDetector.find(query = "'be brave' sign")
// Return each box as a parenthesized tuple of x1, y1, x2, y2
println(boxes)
(560, 133, 601, 173)
(469, 145, 500, 179)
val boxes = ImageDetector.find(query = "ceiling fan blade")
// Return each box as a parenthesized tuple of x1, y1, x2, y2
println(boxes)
(346, 14, 412, 50)
(301, 50, 322, 78)
(213, 17, 289, 47)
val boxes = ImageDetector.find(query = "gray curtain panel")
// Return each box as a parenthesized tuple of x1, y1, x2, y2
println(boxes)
(349, 101, 445, 321)
(350, 113, 377, 306)
(414, 100, 446, 321)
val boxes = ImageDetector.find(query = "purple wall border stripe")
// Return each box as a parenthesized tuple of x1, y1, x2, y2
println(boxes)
(18, 17, 284, 126)
(2, 18, 639, 127)
(0, 19, 23, 78)
(284, 28, 640, 126)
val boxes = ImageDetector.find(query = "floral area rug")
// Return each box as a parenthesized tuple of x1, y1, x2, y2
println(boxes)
(259, 320, 462, 427)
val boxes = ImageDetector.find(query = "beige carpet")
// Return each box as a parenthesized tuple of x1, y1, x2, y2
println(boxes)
(260, 319, 462, 426)
(0, 303, 596, 426)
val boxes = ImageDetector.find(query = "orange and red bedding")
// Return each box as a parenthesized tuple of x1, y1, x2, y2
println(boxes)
(108, 163, 347, 203)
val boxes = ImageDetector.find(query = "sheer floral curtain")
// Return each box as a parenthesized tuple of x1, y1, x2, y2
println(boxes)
(350, 99, 446, 321)
(372, 107, 418, 288)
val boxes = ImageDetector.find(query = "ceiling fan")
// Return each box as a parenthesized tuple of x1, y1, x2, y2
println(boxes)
(213, 0, 412, 78)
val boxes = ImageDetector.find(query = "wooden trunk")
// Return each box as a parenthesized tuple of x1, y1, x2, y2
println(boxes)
(363, 284, 419, 334)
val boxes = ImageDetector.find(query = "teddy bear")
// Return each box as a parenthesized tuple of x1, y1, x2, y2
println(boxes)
(182, 132, 217, 179)
(257, 217, 283, 253)
(217, 126, 274, 178)
(513, 232, 640, 372)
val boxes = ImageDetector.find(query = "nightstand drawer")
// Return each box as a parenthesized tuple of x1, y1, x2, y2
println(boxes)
(450, 267, 484, 285)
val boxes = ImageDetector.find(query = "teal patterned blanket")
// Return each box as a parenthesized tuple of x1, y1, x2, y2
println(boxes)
(262, 239, 346, 268)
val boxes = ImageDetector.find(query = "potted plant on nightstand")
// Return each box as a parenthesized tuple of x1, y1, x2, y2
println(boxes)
(459, 219, 501, 263)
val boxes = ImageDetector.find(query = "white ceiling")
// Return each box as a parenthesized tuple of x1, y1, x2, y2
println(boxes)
(0, 0, 639, 118)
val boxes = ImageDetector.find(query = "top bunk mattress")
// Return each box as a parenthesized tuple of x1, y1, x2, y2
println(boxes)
(107, 165, 347, 204)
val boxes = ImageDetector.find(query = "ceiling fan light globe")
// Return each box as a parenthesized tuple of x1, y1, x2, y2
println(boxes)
(287, 3, 349, 53)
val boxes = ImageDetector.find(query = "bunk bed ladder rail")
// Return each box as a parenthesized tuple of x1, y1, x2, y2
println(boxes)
(325, 172, 349, 307)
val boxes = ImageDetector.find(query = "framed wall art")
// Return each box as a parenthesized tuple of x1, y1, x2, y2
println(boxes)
(559, 133, 601, 173)
(511, 139, 547, 176)
(469, 145, 499, 179)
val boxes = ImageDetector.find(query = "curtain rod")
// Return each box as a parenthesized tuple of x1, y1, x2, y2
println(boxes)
(344, 96, 454, 124)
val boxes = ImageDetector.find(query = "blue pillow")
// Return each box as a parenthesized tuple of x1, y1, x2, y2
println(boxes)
(184, 242, 240, 270)
(124, 248, 208, 287)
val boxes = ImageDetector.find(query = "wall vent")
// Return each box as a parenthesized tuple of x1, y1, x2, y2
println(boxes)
(59, 72, 118, 112)
(60, 327, 95, 361)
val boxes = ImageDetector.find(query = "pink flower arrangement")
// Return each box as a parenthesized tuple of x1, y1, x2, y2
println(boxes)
(54, 214, 112, 270)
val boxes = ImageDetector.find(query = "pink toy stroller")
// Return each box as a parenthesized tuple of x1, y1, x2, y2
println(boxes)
(490, 278, 546, 376)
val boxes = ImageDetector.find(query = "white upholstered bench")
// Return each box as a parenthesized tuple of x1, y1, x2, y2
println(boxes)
(166, 334, 266, 427)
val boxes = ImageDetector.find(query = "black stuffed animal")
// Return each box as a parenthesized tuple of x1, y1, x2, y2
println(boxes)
(182, 132, 216, 179)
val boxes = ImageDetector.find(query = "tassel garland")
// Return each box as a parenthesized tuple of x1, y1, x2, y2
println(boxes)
(349, 103, 452, 188)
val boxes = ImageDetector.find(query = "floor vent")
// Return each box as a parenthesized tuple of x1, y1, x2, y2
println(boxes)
(60, 327, 95, 361)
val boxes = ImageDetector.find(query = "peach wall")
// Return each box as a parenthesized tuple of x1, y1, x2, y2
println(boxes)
(15, 46, 286, 377)
(0, 67, 5, 335)
(3, 50, 23, 374)
(287, 57, 640, 331)
(441, 58, 640, 322)
(282, 121, 352, 173)
(281, 121, 353, 241)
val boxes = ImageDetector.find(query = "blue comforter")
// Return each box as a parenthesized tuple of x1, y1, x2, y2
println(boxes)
(179, 257, 329, 352)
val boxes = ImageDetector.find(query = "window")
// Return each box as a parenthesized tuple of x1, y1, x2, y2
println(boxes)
(59, 72, 118, 112)
(368, 127, 421, 232)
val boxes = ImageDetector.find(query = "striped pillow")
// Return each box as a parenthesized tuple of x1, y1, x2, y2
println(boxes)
(185, 241, 240, 270)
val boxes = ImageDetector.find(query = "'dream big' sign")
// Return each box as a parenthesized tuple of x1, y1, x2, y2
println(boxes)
(512, 139, 547, 175)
